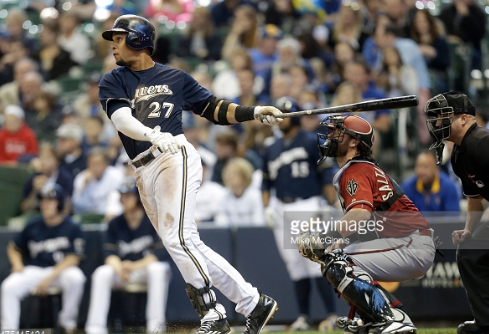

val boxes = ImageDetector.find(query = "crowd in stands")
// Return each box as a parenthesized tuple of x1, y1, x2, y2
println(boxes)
(0, 0, 486, 222)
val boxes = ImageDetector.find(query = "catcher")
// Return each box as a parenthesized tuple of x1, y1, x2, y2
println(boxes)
(298, 115, 436, 334)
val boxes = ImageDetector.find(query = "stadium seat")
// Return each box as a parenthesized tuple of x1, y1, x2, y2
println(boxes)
(0, 165, 33, 226)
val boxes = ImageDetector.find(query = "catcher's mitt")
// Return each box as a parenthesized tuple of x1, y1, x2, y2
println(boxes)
(296, 231, 328, 264)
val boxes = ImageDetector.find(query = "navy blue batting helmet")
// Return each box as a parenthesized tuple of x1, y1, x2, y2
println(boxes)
(102, 15, 156, 54)
(275, 96, 300, 126)
(39, 183, 65, 212)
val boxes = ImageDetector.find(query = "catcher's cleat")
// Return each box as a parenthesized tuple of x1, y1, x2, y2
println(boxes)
(457, 320, 489, 334)
(195, 319, 232, 334)
(242, 294, 278, 334)
(367, 321, 417, 334)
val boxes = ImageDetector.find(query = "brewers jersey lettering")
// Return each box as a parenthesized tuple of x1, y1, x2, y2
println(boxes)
(13, 216, 85, 267)
(99, 64, 212, 159)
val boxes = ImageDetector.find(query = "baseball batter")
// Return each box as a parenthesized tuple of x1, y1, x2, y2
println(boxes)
(299, 115, 436, 334)
(262, 97, 338, 330)
(99, 15, 281, 334)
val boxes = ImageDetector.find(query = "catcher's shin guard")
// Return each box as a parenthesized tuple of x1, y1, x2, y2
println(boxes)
(185, 283, 218, 318)
(322, 250, 394, 324)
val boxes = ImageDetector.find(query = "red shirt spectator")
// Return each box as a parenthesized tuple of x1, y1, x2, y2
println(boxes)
(0, 105, 38, 164)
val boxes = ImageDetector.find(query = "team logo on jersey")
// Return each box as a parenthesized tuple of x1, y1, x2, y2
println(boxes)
(133, 85, 173, 104)
(346, 179, 358, 196)
(468, 174, 485, 188)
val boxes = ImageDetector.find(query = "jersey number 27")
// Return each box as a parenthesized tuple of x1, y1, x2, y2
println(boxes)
(148, 102, 174, 118)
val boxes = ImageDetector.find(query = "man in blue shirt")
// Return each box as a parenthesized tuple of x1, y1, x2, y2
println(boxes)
(402, 151, 461, 212)
(1, 184, 86, 332)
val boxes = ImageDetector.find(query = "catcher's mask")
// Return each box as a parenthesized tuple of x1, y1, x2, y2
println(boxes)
(424, 91, 476, 163)
(317, 115, 373, 162)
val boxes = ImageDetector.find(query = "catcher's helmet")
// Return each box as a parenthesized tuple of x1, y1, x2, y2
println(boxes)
(317, 115, 374, 159)
(38, 183, 65, 212)
(102, 15, 156, 54)
(424, 91, 476, 149)
(275, 96, 300, 126)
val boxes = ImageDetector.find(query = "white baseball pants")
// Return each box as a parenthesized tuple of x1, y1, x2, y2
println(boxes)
(273, 197, 324, 281)
(85, 262, 171, 334)
(133, 136, 259, 322)
(1, 265, 86, 330)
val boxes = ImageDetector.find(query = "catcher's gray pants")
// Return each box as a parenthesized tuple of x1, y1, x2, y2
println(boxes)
(343, 229, 436, 282)
(457, 221, 489, 326)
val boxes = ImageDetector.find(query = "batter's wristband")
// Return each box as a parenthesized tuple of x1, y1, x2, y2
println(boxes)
(235, 105, 256, 122)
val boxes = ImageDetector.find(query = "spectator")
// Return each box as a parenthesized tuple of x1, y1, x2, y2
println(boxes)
(72, 147, 124, 214)
(211, 130, 261, 185)
(221, 5, 260, 60)
(410, 9, 450, 94)
(175, 7, 222, 62)
(371, 23, 432, 144)
(0, 58, 38, 114)
(94, 13, 119, 61)
(26, 90, 63, 144)
(288, 64, 317, 101)
(325, 42, 357, 93)
(144, 0, 194, 23)
(269, 72, 292, 104)
(0, 40, 29, 87)
(262, 0, 300, 34)
(210, 0, 255, 28)
(58, 11, 91, 65)
(3, 8, 36, 53)
(85, 178, 172, 334)
(362, 0, 382, 35)
(232, 68, 262, 107)
(195, 161, 226, 223)
(32, 21, 78, 81)
(439, 0, 486, 71)
(262, 37, 314, 98)
(21, 143, 74, 215)
(56, 123, 87, 177)
(248, 24, 282, 79)
(1, 184, 85, 333)
(297, 32, 334, 75)
(212, 48, 256, 100)
(19, 71, 44, 112)
(328, 1, 369, 52)
(82, 115, 111, 152)
(297, 91, 323, 133)
(401, 151, 461, 212)
(376, 46, 419, 97)
(0, 105, 38, 165)
(381, 0, 412, 37)
(344, 60, 391, 134)
(215, 158, 264, 226)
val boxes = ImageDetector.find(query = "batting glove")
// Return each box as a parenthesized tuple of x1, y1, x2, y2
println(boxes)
(146, 126, 181, 154)
(254, 106, 283, 126)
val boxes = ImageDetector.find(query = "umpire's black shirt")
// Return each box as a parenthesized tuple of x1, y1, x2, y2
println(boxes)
(451, 123, 489, 201)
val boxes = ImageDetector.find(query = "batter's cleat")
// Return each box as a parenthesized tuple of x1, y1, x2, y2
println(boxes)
(289, 314, 311, 331)
(457, 320, 489, 334)
(195, 319, 232, 334)
(242, 294, 278, 334)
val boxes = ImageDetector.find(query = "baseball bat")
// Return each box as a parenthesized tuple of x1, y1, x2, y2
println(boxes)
(264, 95, 418, 120)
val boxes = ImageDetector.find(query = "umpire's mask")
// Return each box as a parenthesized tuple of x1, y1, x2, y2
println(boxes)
(424, 91, 476, 163)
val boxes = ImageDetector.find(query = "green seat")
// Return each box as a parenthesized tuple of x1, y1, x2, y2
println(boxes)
(0, 165, 33, 226)
(72, 213, 105, 225)
(55, 76, 84, 94)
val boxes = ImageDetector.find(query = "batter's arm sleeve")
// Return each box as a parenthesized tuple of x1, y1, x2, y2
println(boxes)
(111, 107, 154, 141)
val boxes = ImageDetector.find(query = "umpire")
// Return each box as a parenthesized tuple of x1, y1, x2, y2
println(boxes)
(425, 91, 489, 334)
